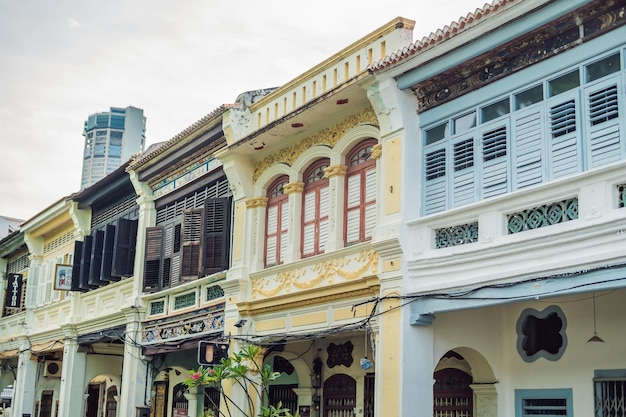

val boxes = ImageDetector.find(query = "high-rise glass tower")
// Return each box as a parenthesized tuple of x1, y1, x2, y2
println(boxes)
(81, 106, 146, 189)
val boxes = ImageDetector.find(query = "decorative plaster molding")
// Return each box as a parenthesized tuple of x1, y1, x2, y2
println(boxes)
(371, 144, 383, 160)
(253, 107, 379, 181)
(283, 182, 305, 195)
(251, 250, 379, 299)
(324, 165, 347, 178)
(239, 286, 380, 316)
(245, 197, 269, 209)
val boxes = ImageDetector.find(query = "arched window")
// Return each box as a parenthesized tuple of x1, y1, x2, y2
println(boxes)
(433, 368, 473, 417)
(302, 159, 330, 257)
(345, 139, 377, 245)
(265, 175, 289, 266)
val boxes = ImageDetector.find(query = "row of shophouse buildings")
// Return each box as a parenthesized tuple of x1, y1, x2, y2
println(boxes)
(2, 0, 626, 416)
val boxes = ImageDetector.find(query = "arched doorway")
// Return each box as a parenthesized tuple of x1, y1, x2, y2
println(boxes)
(434, 367, 473, 417)
(323, 374, 356, 417)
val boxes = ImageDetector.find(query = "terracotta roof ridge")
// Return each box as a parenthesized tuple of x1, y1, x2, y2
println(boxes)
(127, 104, 237, 170)
(368, 0, 516, 71)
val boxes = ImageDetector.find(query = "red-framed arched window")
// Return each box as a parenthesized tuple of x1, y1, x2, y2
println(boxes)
(302, 158, 330, 257)
(345, 139, 377, 245)
(265, 175, 289, 267)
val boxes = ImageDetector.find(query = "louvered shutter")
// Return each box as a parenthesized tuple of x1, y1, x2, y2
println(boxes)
(43, 262, 52, 304)
(265, 205, 279, 266)
(143, 226, 164, 292)
(71, 241, 84, 292)
(204, 197, 232, 275)
(79, 235, 93, 291)
(302, 190, 316, 256)
(452, 136, 476, 207)
(345, 174, 361, 244)
(112, 218, 138, 278)
(424, 147, 447, 215)
(181, 208, 203, 279)
(318, 185, 329, 253)
(364, 166, 376, 240)
(165, 223, 181, 287)
(481, 123, 509, 199)
(279, 202, 289, 263)
(548, 91, 581, 179)
(88, 230, 105, 287)
(512, 106, 544, 190)
(584, 78, 623, 168)
(101, 224, 116, 281)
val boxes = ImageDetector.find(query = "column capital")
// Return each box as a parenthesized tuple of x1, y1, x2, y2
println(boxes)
(324, 165, 347, 178)
(371, 144, 383, 160)
(283, 181, 305, 194)
(245, 197, 268, 209)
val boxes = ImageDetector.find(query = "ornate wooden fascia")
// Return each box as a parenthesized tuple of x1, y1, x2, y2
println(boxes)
(252, 107, 379, 182)
(413, 1, 626, 112)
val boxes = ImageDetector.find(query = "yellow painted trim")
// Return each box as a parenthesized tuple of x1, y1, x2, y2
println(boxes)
(383, 258, 402, 272)
(233, 201, 245, 262)
(292, 311, 327, 327)
(255, 318, 287, 332)
(333, 304, 371, 321)
(239, 277, 380, 316)
(380, 296, 401, 416)
(385, 137, 401, 214)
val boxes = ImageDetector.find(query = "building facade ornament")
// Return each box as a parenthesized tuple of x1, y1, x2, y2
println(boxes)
(253, 107, 379, 181)
(324, 165, 347, 178)
(245, 197, 269, 209)
(371, 143, 383, 160)
(283, 182, 305, 195)
(251, 249, 379, 299)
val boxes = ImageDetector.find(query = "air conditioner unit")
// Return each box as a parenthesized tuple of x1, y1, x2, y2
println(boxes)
(44, 360, 62, 377)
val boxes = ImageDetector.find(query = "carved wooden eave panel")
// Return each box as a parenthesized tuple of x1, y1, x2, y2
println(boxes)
(239, 249, 380, 315)
(252, 107, 379, 182)
(412, 0, 626, 112)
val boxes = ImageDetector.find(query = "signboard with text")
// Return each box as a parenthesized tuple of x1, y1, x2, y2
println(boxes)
(4, 273, 23, 309)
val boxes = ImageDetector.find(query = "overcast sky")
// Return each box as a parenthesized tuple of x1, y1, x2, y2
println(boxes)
(0, 0, 488, 221)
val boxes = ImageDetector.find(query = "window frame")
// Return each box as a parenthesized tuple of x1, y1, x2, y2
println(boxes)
(344, 139, 377, 245)
(265, 175, 289, 267)
(301, 158, 330, 258)
(514, 388, 573, 417)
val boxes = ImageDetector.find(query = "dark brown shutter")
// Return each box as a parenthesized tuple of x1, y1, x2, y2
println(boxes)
(204, 197, 231, 275)
(79, 235, 93, 291)
(101, 224, 116, 281)
(71, 241, 84, 292)
(164, 223, 181, 287)
(181, 209, 204, 279)
(112, 218, 138, 277)
(143, 226, 164, 292)
(88, 230, 105, 287)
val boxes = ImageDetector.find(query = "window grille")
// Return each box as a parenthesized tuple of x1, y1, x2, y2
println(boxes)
(156, 180, 230, 225)
(521, 398, 568, 416)
(206, 285, 224, 302)
(507, 198, 578, 234)
(43, 231, 74, 254)
(595, 377, 626, 416)
(173, 292, 196, 310)
(150, 300, 165, 316)
(7, 253, 30, 273)
(91, 194, 139, 230)
(435, 222, 479, 248)
(618, 184, 626, 208)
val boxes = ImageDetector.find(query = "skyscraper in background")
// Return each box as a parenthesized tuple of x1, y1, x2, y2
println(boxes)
(80, 106, 146, 189)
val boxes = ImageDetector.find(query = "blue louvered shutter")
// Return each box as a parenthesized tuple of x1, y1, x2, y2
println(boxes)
(547, 90, 582, 179)
(512, 105, 545, 190)
(451, 136, 476, 208)
(424, 146, 447, 215)
(481, 123, 509, 199)
(584, 77, 623, 168)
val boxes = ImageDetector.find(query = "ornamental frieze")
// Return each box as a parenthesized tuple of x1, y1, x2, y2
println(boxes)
(413, 1, 626, 112)
(253, 107, 379, 182)
(142, 304, 225, 344)
(245, 197, 268, 209)
(251, 250, 379, 299)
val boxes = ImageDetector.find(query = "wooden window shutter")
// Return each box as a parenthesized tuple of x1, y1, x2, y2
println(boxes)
(345, 173, 361, 244)
(181, 209, 204, 279)
(302, 190, 316, 256)
(79, 235, 93, 291)
(112, 218, 138, 278)
(88, 230, 105, 287)
(265, 205, 279, 266)
(71, 241, 84, 292)
(164, 222, 181, 287)
(204, 197, 232, 275)
(100, 224, 116, 281)
(143, 226, 164, 292)
(363, 167, 376, 240)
